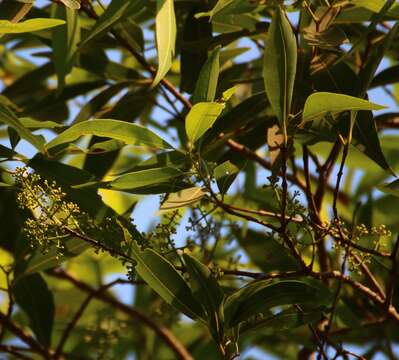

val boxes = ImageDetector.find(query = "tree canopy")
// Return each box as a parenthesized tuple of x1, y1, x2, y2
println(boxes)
(1, 0, 399, 359)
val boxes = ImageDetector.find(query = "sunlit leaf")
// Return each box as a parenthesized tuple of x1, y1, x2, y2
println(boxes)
(0, 18, 65, 34)
(152, 0, 176, 87)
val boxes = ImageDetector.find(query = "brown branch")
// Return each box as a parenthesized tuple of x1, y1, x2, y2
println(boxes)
(49, 270, 193, 360)
(54, 279, 126, 359)
(0, 312, 52, 359)
(385, 235, 399, 313)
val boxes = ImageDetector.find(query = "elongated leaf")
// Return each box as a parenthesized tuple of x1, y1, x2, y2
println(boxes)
(160, 187, 207, 211)
(192, 46, 221, 104)
(132, 151, 190, 172)
(46, 119, 173, 150)
(0, 102, 44, 152)
(23, 238, 90, 275)
(183, 254, 224, 339)
(240, 307, 323, 334)
(80, 0, 138, 46)
(52, 5, 80, 91)
(152, 0, 176, 87)
(225, 280, 330, 327)
(186, 102, 225, 144)
(196, 0, 259, 20)
(110, 167, 183, 190)
(130, 242, 203, 319)
(0, 18, 65, 33)
(263, 7, 297, 140)
(303, 92, 385, 122)
(60, 0, 81, 9)
(235, 229, 299, 273)
(378, 179, 399, 197)
(13, 274, 55, 346)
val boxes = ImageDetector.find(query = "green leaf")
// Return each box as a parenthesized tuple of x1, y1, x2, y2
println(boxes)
(235, 229, 299, 273)
(240, 307, 324, 334)
(152, 0, 176, 87)
(0, 18, 65, 34)
(350, 111, 394, 175)
(196, 0, 259, 20)
(110, 167, 183, 190)
(19, 118, 63, 129)
(192, 46, 221, 104)
(23, 238, 90, 276)
(13, 274, 55, 346)
(160, 187, 207, 211)
(378, 179, 399, 197)
(213, 160, 239, 194)
(80, 0, 138, 46)
(263, 7, 297, 140)
(302, 92, 385, 122)
(132, 151, 190, 171)
(225, 280, 330, 327)
(0, 102, 44, 152)
(186, 102, 225, 144)
(46, 119, 173, 150)
(129, 242, 203, 319)
(59, 0, 81, 9)
(183, 254, 224, 339)
(52, 5, 80, 92)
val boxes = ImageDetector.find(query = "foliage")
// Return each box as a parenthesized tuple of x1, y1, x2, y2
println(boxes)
(1, 0, 399, 359)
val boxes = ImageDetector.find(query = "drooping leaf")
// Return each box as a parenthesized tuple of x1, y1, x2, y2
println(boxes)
(46, 119, 174, 150)
(186, 102, 225, 144)
(110, 167, 183, 190)
(0, 18, 65, 34)
(80, 0, 139, 46)
(13, 274, 55, 346)
(152, 0, 176, 87)
(224, 280, 331, 327)
(235, 229, 299, 273)
(183, 254, 224, 339)
(350, 111, 394, 175)
(192, 46, 221, 104)
(0, 101, 44, 152)
(263, 7, 297, 140)
(240, 307, 324, 334)
(52, 5, 80, 91)
(129, 240, 203, 319)
(302, 92, 385, 122)
(160, 187, 207, 211)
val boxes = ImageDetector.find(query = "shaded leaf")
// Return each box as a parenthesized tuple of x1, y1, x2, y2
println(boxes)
(225, 280, 330, 327)
(13, 274, 55, 346)
(192, 46, 221, 104)
(0, 101, 44, 152)
(52, 5, 80, 91)
(183, 254, 224, 340)
(129, 240, 203, 319)
(263, 7, 297, 140)
(80, 0, 139, 46)
(213, 160, 239, 194)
